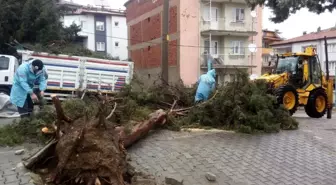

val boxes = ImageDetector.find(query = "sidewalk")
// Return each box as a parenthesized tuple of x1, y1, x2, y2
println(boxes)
(0, 144, 41, 185)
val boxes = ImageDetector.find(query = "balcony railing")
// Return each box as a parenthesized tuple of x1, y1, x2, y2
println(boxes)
(201, 54, 225, 67)
(200, 17, 255, 35)
(200, 52, 254, 69)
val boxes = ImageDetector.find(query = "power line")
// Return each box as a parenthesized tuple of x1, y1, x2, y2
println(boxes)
(79, 31, 336, 53)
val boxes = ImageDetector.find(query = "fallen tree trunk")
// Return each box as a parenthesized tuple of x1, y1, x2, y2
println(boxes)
(23, 95, 168, 185)
(117, 109, 167, 148)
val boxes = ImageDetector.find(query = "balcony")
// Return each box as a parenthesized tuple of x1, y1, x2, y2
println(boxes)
(200, 18, 257, 37)
(200, 53, 256, 69)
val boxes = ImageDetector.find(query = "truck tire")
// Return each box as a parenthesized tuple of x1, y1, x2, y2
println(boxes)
(304, 88, 327, 118)
(0, 88, 10, 96)
(275, 85, 299, 115)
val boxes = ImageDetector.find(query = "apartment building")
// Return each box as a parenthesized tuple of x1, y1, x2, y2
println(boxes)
(261, 29, 282, 74)
(124, 0, 262, 86)
(271, 27, 336, 79)
(60, 2, 129, 60)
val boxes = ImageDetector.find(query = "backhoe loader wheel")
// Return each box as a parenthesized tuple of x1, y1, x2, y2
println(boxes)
(275, 85, 299, 115)
(304, 89, 327, 118)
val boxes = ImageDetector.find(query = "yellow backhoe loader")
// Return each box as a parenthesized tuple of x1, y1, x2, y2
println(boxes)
(256, 42, 333, 118)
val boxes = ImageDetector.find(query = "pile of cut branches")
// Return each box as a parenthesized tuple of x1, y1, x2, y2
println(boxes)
(170, 71, 299, 133)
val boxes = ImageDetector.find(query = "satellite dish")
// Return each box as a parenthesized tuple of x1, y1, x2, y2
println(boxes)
(248, 43, 257, 53)
(250, 10, 257, 18)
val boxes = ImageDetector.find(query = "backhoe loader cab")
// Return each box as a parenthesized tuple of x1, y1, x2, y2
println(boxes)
(257, 47, 334, 118)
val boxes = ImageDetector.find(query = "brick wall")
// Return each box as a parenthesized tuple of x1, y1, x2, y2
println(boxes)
(142, 13, 162, 42)
(169, 6, 177, 34)
(131, 40, 178, 69)
(126, 0, 165, 21)
(130, 22, 142, 45)
(126, 0, 179, 70)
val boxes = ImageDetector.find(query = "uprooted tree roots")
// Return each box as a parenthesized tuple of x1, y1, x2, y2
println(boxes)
(23, 95, 168, 185)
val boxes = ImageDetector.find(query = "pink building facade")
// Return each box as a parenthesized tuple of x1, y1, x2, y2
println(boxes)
(125, 0, 263, 86)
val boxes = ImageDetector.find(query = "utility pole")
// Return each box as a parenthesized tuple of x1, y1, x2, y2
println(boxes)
(161, 0, 169, 83)
(324, 36, 332, 119)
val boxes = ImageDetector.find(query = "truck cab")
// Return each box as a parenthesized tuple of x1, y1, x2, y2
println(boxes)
(0, 55, 19, 95)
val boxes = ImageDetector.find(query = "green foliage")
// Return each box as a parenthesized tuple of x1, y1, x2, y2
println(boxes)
(62, 23, 82, 43)
(62, 99, 99, 120)
(0, 0, 24, 45)
(0, 106, 55, 146)
(245, 0, 336, 23)
(177, 70, 298, 133)
(0, 0, 114, 59)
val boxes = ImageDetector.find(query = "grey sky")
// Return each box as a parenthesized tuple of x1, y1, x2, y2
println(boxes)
(73, 0, 336, 39)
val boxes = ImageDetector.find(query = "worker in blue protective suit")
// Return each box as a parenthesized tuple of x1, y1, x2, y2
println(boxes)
(195, 69, 216, 103)
(10, 59, 47, 118)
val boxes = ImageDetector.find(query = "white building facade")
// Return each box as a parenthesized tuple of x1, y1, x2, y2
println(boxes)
(271, 31, 336, 78)
(199, 0, 263, 84)
(61, 7, 129, 60)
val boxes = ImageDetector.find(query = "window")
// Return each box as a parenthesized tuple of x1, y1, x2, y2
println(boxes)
(329, 61, 336, 71)
(203, 8, 210, 21)
(204, 40, 210, 55)
(96, 42, 105, 51)
(211, 7, 218, 21)
(232, 8, 245, 22)
(230, 41, 244, 55)
(115, 42, 119, 47)
(96, 21, 105, 31)
(310, 56, 322, 84)
(328, 44, 336, 52)
(276, 57, 298, 74)
(0, 56, 9, 70)
(215, 8, 218, 21)
(80, 21, 87, 30)
(212, 41, 218, 55)
(114, 21, 119, 27)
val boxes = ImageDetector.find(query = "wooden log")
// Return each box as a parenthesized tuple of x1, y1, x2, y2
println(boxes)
(51, 95, 72, 123)
(23, 139, 58, 169)
(117, 109, 167, 148)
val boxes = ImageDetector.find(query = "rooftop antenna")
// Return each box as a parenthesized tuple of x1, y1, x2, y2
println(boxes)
(94, 0, 110, 8)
